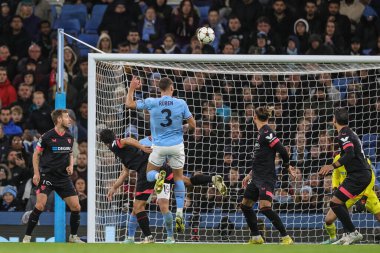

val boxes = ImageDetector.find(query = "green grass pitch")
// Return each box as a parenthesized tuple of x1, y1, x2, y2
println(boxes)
(2, 243, 379, 253)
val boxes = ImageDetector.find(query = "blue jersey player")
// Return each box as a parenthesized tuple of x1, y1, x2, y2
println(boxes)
(126, 76, 196, 233)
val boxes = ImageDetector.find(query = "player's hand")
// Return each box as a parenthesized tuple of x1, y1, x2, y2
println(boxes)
(319, 165, 334, 176)
(66, 166, 74, 175)
(33, 174, 40, 186)
(141, 146, 153, 154)
(107, 187, 117, 201)
(242, 174, 251, 189)
(129, 76, 141, 90)
(288, 165, 297, 179)
(355, 195, 368, 213)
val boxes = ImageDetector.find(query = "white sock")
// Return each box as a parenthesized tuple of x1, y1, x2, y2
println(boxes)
(176, 208, 183, 217)
(155, 173, 159, 180)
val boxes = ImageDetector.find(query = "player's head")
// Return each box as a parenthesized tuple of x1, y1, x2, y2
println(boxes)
(254, 106, 274, 124)
(99, 129, 116, 146)
(51, 109, 71, 129)
(333, 107, 349, 126)
(158, 77, 174, 94)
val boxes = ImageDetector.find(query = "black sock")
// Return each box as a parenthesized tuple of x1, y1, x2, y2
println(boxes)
(70, 211, 81, 235)
(190, 174, 212, 185)
(241, 204, 260, 236)
(25, 207, 43, 236)
(330, 202, 355, 233)
(136, 211, 151, 237)
(260, 207, 287, 237)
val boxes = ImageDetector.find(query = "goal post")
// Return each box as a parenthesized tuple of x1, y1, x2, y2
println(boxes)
(87, 54, 380, 243)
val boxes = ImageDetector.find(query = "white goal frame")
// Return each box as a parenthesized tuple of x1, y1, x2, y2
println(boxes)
(87, 54, 380, 243)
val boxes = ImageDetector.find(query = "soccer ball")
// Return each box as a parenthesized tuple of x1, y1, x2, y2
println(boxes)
(197, 27, 215, 45)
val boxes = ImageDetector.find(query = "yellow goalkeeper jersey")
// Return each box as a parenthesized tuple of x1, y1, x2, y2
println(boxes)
(332, 154, 380, 214)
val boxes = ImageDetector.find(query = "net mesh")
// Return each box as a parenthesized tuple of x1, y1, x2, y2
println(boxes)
(93, 59, 380, 243)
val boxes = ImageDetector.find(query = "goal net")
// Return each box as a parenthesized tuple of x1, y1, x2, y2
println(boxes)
(87, 55, 380, 243)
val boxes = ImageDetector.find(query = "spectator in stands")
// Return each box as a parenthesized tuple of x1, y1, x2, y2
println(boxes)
(64, 46, 78, 79)
(293, 19, 309, 54)
(304, 144, 322, 174)
(294, 185, 319, 213)
(283, 35, 300, 55)
(0, 185, 22, 211)
(10, 83, 33, 120)
(25, 91, 53, 134)
(315, 73, 340, 101)
(267, 0, 294, 47)
(126, 28, 149, 53)
(248, 31, 276, 54)
(273, 188, 293, 212)
(219, 16, 247, 53)
(302, 0, 322, 35)
(0, 164, 11, 186)
(349, 36, 363, 55)
(76, 101, 88, 130)
(230, 0, 262, 33)
(289, 167, 303, 195)
(0, 108, 23, 136)
(72, 57, 88, 102)
(323, 0, 351, 43)
(78, 139, 87, 155)
(72, 153, 87, 182)
(317, 130, 333, 164)
(151, 0, 173, 30)
(305, 33, 334, 55)
(0, 15, 31, 59)
(0, 2, 12, 34)
(6, 150, 30, 195)
(229, 36, 244, 54)
(68, 109, 87, 142)
(339, 0, 365, 33)
(161, 33, 181, 54)
(221, 42, 234, 54)
(323, 21, 346, 55)
(0, 124, 9, 162)
(98, 1, 134, 48)
(291, 132, 309, 167)
(0, 45, 17, 81)
(356, 6, 380, 52)
(0, 67, 16, 107)
(222, 167, 243, 210)
(36, 20, 52, 58)
(96, 33, 113, 53)
(213, 93, 231, 123)
(370, 35, 380, 55)
(17, 44, 49, 75)
(10, 105, 24, 128)
(138, 6, 165, 48)
(74, 178, 87, 211)
(170, 0, 199, 48)
(17, 0, 41, 41)
(203, 9, 225, 52)
(249, 16, 282, 52)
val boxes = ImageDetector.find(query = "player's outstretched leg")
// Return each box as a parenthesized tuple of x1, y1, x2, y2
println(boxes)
(124, 214, 138, 243)
(147, 169, 166, 194)
(163, 212, 175, 243)
(212, 175, 227, 196)
(321, 209, 338, 244)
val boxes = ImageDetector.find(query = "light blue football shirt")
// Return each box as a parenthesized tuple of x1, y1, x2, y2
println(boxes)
(136, 96, 192, 146)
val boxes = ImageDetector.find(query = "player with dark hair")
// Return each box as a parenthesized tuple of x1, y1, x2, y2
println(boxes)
(23, 109, 83, 243)
(99, 129, 226, 243)
(126, 76, 196, 232)
(319, 107, 372, 245)
(241, 106, 296, 244)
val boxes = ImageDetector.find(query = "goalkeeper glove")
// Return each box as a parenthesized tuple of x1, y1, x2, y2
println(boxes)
(355, 196, 368, 213)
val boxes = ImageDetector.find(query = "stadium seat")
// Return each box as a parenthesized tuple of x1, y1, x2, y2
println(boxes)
(85, 5, 107, 34)
(197, 5, 210, 23)
(60, 4, 88, 27)
(53, 19, 81, 37)
(91, 4, 108, 18)
(85, 18, 101, 34)
(362, 134, 378, 163)
(77, 33, 99, 56)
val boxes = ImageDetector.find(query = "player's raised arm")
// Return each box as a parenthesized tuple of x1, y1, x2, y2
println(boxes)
(120, 137, 152, 153)
(125, 76, 141, 109)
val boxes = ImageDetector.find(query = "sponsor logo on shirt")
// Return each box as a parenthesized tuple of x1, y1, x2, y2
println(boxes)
(51, 146, 71, 151)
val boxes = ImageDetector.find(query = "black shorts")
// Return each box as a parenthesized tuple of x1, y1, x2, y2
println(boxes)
(335, 171, 372, 202)
(135, 172, 155, 201)
(244, 179, 275, 202)
(37, 173, 77, 199)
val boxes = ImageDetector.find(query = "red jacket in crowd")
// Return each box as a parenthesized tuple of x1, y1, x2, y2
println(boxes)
(0, 79, 17, 107)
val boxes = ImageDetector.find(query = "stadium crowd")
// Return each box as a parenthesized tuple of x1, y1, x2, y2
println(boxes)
(0, 1, 379, 241)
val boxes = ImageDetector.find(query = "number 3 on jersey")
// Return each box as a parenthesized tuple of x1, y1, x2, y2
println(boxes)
(160, 109, 172, 127)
